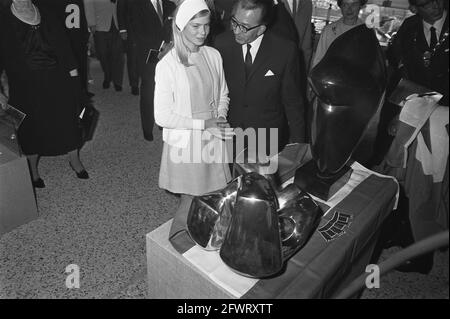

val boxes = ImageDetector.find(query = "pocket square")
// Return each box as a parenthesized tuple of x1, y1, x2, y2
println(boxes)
(265, 70, 275, 76)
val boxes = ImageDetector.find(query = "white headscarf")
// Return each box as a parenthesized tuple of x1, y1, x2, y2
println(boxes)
(175, 0, 210, 30)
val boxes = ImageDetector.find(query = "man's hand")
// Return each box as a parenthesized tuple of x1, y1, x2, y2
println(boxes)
(89, 26, 96, 33)
(158, 42, 173, 60)
(120, 30, 128, 41)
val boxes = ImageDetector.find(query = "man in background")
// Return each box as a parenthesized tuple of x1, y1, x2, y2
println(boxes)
(389, 0, 448, 105)
(280, 0, 313, 71)
(117, 0, 139, 96)
(84, 0, 125, 92)
(117, 0, 174, 141)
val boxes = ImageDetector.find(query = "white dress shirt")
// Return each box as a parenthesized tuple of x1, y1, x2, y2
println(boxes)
(241, 33, 264, 63)
(423, 10, 447, 47)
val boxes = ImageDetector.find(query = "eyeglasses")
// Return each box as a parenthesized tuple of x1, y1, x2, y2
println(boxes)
(415, 0, 440, 10)
(230, 17, 262, 34)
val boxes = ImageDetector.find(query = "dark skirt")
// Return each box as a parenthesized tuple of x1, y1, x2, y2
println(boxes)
(12, 66, 82, 156)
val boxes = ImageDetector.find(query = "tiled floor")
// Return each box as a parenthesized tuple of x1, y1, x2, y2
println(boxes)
(0, 60, 448, 299)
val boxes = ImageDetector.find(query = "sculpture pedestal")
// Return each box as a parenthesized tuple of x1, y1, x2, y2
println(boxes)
(146, 220, 236, 299)
(0, 145, 38, 236)
(294, 160, 352, 201)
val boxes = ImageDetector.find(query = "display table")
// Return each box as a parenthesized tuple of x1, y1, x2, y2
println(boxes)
(146, 171, 398, 299)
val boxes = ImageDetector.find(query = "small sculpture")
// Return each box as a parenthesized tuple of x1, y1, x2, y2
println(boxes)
(187, 172, 323, 278)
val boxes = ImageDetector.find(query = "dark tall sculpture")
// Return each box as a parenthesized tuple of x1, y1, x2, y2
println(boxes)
(295, 25, 387, 200)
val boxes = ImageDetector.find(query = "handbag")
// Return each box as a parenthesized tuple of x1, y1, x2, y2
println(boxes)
(79, 104, 99, 142)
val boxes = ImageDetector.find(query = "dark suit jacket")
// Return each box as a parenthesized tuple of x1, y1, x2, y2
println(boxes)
(214, 30, 306, 151)
(117, 0, 174, 51)
(389, 13, 449, 105)
(271, 3, 299, 46)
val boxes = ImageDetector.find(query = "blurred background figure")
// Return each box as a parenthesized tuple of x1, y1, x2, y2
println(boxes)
(117, 0, 140, 96)
(280, 0, 314, 72)
(84, 0, 124, 92)
(312, 0, 367, 68)
(118, 0, 175, 141)
(0, 0, 89, 188)
(388, 0, 448, 105)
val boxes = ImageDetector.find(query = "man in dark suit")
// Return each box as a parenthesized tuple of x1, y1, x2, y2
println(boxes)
(384, 0, 448, 275)
(280, 0, 313, 70)
(214, 0, 305, 159)
(389, 0, 448, 105)
(117, 0, 175, 141)
(84, 0, 125, 92)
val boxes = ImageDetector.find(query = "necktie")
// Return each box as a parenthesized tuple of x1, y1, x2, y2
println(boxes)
(156, 0, 163, 24)
(245, 44, 252, 78)
(430, 26, 438, 50)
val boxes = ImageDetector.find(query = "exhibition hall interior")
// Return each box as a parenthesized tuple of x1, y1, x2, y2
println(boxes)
(0, 0, 448, 299)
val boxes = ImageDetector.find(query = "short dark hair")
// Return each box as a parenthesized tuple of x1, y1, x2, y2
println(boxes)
(232, 0, 275, 25)
(337, 0, 368, 7)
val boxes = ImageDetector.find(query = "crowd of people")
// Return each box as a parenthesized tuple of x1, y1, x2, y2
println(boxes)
(0, 0, 448, 274)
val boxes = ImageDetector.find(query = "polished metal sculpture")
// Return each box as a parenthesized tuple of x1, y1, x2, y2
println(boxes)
(295, 25, 387, 200)
(187, 178, 238, 250)
(187, 171, 323, 278)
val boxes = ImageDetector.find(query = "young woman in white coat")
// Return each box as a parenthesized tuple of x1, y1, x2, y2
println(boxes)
(154, 0, 233, 237)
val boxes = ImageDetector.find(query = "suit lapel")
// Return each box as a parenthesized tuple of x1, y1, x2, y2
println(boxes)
(246, 33, 272, 83)
(439, 14, 449, 41)
(280, 0, 292, 16)
(145, 0, 162, 25)
(416, 19, 430, 51)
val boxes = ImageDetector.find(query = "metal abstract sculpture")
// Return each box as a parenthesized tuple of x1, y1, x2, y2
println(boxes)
(295, 25, 387, 200)
(187, 172, 323, 278)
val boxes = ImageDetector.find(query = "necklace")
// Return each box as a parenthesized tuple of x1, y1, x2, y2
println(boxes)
(11, 2, 40, 26)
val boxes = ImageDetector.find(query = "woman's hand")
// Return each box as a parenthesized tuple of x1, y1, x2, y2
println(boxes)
(205, 117, 234, 140)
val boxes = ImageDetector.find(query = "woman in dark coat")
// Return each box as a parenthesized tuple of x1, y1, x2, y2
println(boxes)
(0, 0, 88, 187)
